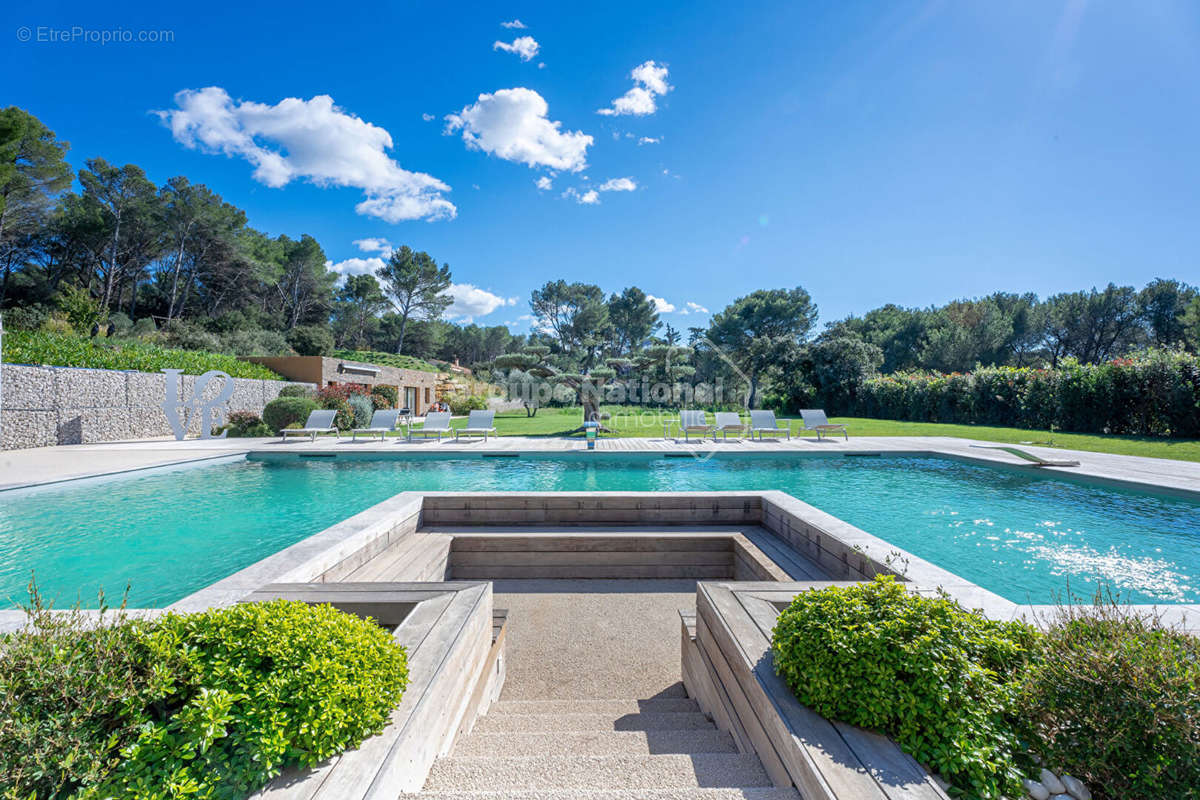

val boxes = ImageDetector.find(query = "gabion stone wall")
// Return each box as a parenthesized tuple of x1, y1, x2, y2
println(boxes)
(0, 364, 313, 450)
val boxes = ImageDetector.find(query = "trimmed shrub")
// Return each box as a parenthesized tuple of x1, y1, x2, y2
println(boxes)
(278, 384, 314, 399)
(371, 384, 399, 407)
(222, 411, 272, 438)
(771, 576, 1038, 798)
(262, 396, 320, 432)
(0, 595, 408, 799)
(448, 394, 487, 415)
(848, 349, 1200, 437)
(1015, 597, 1200, 799)
(348, 393, 374, 428)
(1, 330, 280, 379)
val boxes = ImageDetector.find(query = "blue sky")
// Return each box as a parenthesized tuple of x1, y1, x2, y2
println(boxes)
(6, 1, 1199, 330)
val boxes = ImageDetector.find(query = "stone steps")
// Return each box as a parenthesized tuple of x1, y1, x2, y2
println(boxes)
(407, 789, 803, 800)
(452, 729, 739, 757)
(492, 698, 701, 715)
(422, 754, 774, 791)
(473, 711, 717, 733)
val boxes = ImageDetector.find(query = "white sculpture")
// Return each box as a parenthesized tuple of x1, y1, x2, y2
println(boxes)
(162, 369, 234, 440)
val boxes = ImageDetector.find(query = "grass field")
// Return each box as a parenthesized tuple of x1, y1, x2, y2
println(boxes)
(403, 406, 1200, 463)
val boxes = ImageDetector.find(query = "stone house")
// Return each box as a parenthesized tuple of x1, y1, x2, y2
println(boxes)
(244, 356, 438, 414)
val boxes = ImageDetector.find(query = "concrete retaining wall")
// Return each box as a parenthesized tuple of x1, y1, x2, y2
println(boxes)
(0, 363, 313, 450)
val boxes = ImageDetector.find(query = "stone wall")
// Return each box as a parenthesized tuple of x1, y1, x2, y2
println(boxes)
(1, 363, 313, 450)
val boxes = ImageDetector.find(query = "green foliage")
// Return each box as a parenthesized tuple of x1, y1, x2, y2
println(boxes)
(330, 349, 440, 373)
(1015, 597, 1200, 799)
(447, 394, 487, 415)
(95, 601, 408, 799)
(347, 393, 374, 428)
(369, 392, 390, 410)
(0, 591, 182, 799)
(319, 396, 355, 431)
(286, 324, 334, 356)
(0, 595, 407, 800)
(371, 383, 399, 406)
(852, 348, 1200, 437)
(55, 284, 104, 334)
(221, 411, 271, 438)
(262, 397, 320, 432)
(1, 330, 281, 379)
(771, 577, 1038, 799)
(277, 384, 314, 399)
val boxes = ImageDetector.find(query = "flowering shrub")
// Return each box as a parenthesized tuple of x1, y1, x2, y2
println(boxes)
(850, 349, 1200, 437)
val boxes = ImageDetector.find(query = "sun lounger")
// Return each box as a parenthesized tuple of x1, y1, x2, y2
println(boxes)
(281, 409, 339, 443)
(748, 410, 790, 441)
(799, 409, 848, 440)
(351, 409, 401, 441)
(455, 409, 497, 441)
(712, 411, 746, 441)
(408, 411, 452, 441)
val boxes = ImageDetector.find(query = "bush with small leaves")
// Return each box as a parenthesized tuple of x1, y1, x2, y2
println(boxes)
(262, 396, 320, 433)
(348, 393, 374, 428)
(222, 411, 272, 438)
(1015, 595, 1200, 799)
(278, 384, 314, 399)
(371, 384, 399, 406)
(771, 576, 1038, 799)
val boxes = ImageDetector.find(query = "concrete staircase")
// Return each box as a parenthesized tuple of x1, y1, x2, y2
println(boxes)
(407, 684, 800, 800)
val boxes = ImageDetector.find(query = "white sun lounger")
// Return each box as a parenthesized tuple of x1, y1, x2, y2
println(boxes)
(712, 411, 746, 441)
(281, 409, 339, 443)
(351, 409, 401, 441)
(408, 411, 452, 441)
(800, 409, 848, 440)
(749, 410, 790, 441)
(455, 409, 497, 442)
(665, 409, 712, 442)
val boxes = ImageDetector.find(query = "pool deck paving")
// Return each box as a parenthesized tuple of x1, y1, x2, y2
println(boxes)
(3, 433, 1200, 495)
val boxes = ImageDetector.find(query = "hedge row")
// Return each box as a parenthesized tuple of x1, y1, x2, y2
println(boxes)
(2, 330, 282, 380)
(848, 349, 1200, 437)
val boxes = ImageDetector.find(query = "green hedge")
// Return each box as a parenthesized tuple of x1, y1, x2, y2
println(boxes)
(331, 348, 440, 373)
(0, 598, 408, 799)
(771, 577, 1037, 798)
(2, 330, 282, 380)
(263, 397, 320, 432)
(850, 348, 1200, 437)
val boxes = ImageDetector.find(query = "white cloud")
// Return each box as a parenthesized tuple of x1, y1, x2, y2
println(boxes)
(353, 237, 393, 256)
(682, 301, 709, 314)
(646, 294, 676, 313)
(638, 136, 660, 145)
(326, 256, 385, 278)
(598, 177, 637, 192)
(445, 88, 592, 172)
(493, 36, 539, 61)
(446, 284, 518, 321)
(501, 19, 527, 28)
(563, 187, 600, 205)
(597, 61, 673, 116)
(538, 62, 546, 69)
(422, 113, 436, 121)
(535, 176, 553, 190)
(158, 87, 455, 223)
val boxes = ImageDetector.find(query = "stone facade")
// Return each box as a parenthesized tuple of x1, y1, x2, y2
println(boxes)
(244, 355, 438, 414)
(0, 363, 313, 450)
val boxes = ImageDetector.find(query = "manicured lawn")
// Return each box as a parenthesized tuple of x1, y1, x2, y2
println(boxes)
(401, 406, 1200, 462)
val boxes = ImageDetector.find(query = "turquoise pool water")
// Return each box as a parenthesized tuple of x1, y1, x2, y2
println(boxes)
(2, 453, 1197, 608)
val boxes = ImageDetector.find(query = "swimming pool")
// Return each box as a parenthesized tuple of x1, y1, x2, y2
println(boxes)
(1, 453, 1197, 608)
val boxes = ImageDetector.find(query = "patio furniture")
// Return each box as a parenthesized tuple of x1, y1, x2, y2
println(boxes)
(664, 409, 712, 442)
(351, 409, 402, 441)
(748, 410, 790, 441)
(281, 409, 339, 443)
(799, 409, 848, 440)
(408, 411, 452, 441)
(712, 411, 746, 441)
(455, 410, 497, 442)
